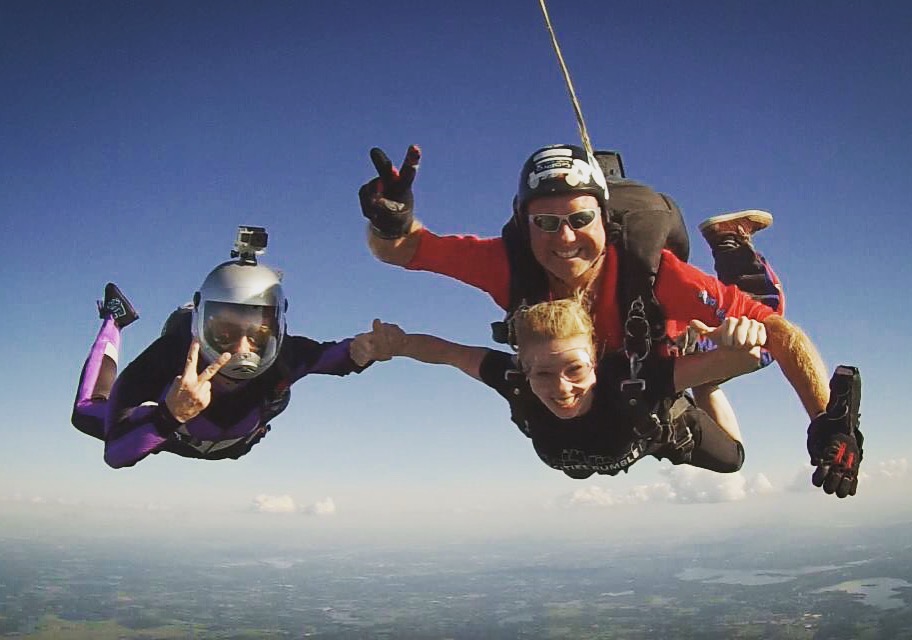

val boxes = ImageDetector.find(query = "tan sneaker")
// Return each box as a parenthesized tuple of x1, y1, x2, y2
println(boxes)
(699, 209, 773, 247)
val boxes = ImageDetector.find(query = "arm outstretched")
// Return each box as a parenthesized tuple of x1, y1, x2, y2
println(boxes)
(674, 316, 767, 391)
(359, 319, 489, 381)
(762, 314, 829, 418)
(366, 220, 423, 266)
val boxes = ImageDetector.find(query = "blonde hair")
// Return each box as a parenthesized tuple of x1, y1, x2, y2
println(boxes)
(511, 295, 595, 355)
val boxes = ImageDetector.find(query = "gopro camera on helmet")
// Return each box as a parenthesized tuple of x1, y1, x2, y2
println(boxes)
(231, 226, 268, 264)
(193, 226, 287, 380)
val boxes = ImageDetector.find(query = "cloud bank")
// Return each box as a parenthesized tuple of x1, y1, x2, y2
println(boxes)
(252, 494, 297, 514)
(250, 494, 337, 516)
(878, 458, 907, 479)
(565, 467, 775, 508)
(303, 497, 336, 516)
(786, 457, 907, 493)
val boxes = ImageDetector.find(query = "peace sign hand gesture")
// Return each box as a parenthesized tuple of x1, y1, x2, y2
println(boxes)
(164, 340, 231, 424)
(358, 145, 421, 239)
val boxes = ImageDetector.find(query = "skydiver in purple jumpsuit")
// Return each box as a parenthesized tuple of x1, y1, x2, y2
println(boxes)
(71, 229, 374, 468)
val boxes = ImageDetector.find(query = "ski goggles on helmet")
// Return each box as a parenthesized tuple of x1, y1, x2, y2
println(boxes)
(203, 303, 278, 354)
(528, 208, 598, 233)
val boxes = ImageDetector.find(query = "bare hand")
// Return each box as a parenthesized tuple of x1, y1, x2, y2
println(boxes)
(690, 317, 766, 351)
(164, 340, 231, 423)
(350, 319, 407, 365)
(349, 330, 374, 367)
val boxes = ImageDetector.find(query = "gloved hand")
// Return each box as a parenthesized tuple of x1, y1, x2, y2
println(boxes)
(807, 365, 863, 498)
(358, 145, 421, 239)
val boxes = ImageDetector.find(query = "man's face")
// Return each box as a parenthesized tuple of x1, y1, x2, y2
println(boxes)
(526, 194, 606, 286)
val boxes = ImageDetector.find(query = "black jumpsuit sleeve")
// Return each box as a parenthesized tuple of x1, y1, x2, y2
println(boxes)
(478, 350, 522, 401)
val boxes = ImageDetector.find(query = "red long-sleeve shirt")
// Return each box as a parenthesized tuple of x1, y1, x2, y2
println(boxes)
(406, 229, 775, 352)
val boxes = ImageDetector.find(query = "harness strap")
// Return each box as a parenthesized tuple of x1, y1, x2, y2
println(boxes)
(504, 367, 534, 436)
(660, 395, 698, 462)
(172, 423, 267, 455)
(170, 355, 292, 458)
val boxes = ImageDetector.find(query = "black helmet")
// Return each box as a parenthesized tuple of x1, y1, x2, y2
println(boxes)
(513, 144, 609, 218)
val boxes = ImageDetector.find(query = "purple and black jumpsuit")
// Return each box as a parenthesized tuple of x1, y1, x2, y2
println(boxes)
(72, 313, 122, 440)
(72, 311, 367, 468)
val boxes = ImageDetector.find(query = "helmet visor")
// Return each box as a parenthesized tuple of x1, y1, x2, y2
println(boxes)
(202, 301, 279, 355)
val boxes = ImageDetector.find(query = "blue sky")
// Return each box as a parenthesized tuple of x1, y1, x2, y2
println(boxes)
(2, 1, 909, 542)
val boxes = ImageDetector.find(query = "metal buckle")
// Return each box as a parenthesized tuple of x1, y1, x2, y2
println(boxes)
(672, 424, 694, 451)
(505, 369, 525, 382)
(624, 296, 652, 363)
(620, 378, 646, 392)
(633, 413, 663, 440)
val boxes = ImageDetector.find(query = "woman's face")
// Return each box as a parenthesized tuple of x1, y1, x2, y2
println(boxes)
(520, 335, 596, 419)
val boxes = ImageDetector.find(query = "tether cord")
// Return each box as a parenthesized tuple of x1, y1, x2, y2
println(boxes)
(538, 0, 595, 161)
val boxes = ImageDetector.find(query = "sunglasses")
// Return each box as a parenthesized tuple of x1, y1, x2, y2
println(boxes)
(528, 208, 599, 233)
(205, 319, 274, 353)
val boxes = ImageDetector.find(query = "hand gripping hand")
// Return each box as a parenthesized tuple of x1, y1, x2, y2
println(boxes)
(807, 365, 863, 498)
(349, 319, 407, 366)
(358, 146, 421, 239)
(690, 317, 767, 351)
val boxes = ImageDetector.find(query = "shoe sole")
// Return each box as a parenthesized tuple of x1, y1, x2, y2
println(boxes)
(102, 283, 139, 327)
(698, 209, 773, 233)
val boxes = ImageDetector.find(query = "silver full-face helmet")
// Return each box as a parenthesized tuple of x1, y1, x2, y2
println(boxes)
(192, 260, 286, 380)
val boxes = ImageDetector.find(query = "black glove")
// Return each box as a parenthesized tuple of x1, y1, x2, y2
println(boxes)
(807, 365, 863, 498)
(358, 145, 420, 239)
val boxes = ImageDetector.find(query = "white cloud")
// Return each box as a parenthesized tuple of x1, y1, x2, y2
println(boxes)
(785, 457, 908, 493)
(628, 483, 676, 503)
(564, 468, 776, 508)
(252, 494, 297, 514)
(786, 466, 817, 493)
(748, 473, 775, 495)
(303, 497, 336, 516)
(567, 483, 673, 507)
(660, 466, 749, 503)
(568, 486, 620, 507)
(878, 458, 907, 479)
